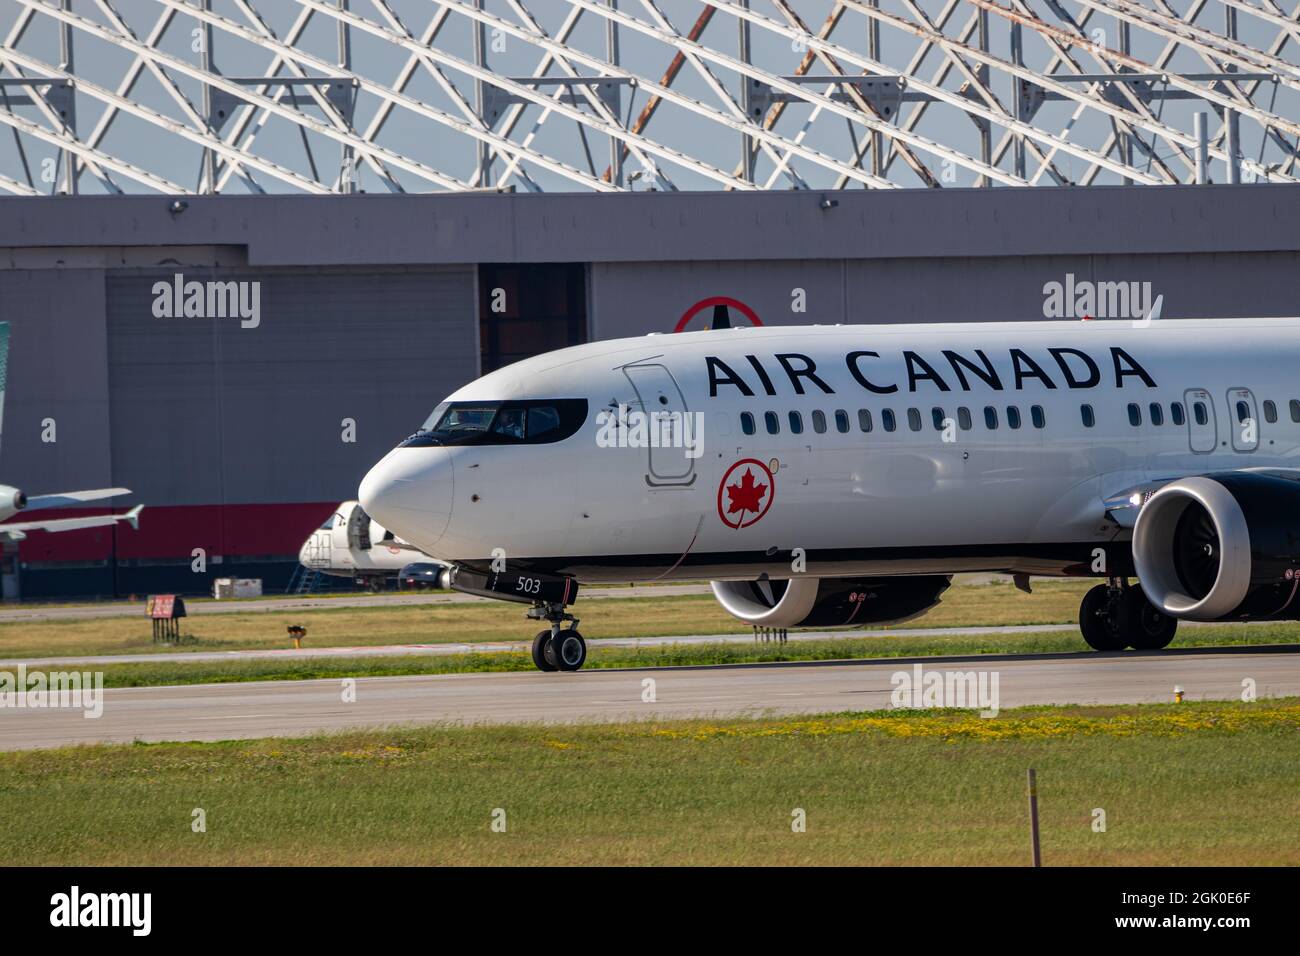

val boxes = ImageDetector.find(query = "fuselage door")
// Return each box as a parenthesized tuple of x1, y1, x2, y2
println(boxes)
(1184, 388, 1217, 454)
(1227, 387, 1259, 453)
(305, 529, 332, 568)
(622, 362, 696, 486)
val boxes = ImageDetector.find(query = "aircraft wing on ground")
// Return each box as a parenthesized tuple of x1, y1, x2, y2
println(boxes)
(24, 488, 133, 511)
(1, 504, 144, 540)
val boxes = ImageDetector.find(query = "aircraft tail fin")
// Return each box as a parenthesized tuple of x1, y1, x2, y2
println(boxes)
(1143, 295, 1164, 323)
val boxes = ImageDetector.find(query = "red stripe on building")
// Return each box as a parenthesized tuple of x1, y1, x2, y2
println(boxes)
(9, 502, 339, 563)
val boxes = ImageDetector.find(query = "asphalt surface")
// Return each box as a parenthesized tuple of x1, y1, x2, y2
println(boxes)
(2, 645, 1297, 751)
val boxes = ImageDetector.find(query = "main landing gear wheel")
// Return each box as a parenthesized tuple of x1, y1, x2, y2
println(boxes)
(1118, 587, 1178, 650)
(531, 631, 558, 672)
(1079, 581, 1178, 651)
(1079, 584, 1126, 651)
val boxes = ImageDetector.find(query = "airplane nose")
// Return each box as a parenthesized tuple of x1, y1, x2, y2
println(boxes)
(358, 447, 453, 549)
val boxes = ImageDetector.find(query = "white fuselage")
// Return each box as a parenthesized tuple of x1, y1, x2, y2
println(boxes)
(299, 500, 429, 578)
(359, 319, 1300, 583)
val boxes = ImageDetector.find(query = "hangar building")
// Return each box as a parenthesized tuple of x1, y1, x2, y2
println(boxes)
(2, 185, 1300, 596)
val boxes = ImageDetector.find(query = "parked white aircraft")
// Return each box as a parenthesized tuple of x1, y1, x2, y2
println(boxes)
(0, 322, 142, 541)
(360, 314, 1300, 672)
(298, 499, 437, 589)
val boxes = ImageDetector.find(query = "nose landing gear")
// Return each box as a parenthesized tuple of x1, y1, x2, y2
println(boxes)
(528, 602, 586, 672)
(1079, 578, 1178, 651)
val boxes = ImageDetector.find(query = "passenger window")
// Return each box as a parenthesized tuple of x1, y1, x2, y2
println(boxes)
(812, 410, 827, 434)
(907, 408, 922, 432)
(1081, 404, 1095, 428)
(1236, 400, 1250, 424)
(1292, 399, 1300, 423)
(1194, 402, 1209, 426)
(882, 409, 897, 432)
(1264, 400, 1277, 424)
(1031, 405, 1045, 429)
(931, 407, 946, 430)
(1128, 403, 1142, 426)
(740, 412, 755, 436)
(1006, 406, 1022, 430)
(1149, 403, 1164, 427)
(1171, 403, 1185, 426)
(835, 410, 850, 433)
(958, 407, 972, 431)
(984, 406, 998, 429)
(789, 411, 804, 434)
(765, 411, 779, 435)
(858, 409, 873, 433)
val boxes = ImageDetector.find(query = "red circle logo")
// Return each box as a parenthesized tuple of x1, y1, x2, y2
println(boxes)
(674, 296, 763, 333)
(717, 458, 774, 529)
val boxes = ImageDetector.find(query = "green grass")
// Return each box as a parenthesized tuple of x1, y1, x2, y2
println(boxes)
(6, 578, 1296, 689)
(69, 621, 1300, 688)
(4, 699, 1297, 865)
(0, 579, 1098, 660)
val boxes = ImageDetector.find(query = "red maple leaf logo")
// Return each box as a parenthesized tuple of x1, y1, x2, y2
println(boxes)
(726, 467, 767, 516)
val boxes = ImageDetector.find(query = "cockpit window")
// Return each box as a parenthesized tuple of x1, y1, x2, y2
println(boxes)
(400, 399, 588, 447)
(318, 513, 343, 530)
(432, 405, 497, 437)
(491, 407, 526, 439)
(527, 405, 562, 439)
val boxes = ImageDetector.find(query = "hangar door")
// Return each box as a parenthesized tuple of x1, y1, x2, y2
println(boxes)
(105, 266, 478, 511)
(479, 263, 587, 373)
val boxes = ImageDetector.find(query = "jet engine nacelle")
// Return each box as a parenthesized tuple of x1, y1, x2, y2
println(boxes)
(710, 575, 952, 629)
(0, 484, 27, 521)
(1132, 473, 1300, 622)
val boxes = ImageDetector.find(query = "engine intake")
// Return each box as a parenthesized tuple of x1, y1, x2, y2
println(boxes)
(1133, 473, 1300, 621)
(0, 485, 27, 514)
(710, 576, 951, 629)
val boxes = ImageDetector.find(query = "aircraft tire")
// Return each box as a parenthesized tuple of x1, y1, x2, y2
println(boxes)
(532, 631, 558, 672)
(552, 629, 587, 671)
(1117, 587, 1178, 650)
(1079, 584, 1126, 651)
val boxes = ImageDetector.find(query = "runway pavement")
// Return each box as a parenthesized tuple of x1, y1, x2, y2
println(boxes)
(2, 645, 1297, 751)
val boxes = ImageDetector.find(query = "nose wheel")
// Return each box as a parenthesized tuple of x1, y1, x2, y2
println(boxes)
(527, 602, 585, 672)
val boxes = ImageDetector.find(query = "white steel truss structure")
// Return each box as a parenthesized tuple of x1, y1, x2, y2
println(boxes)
(2, 0, 1299, 194)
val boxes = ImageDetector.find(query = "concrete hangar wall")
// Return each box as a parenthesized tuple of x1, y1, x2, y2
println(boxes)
(1, 185, 1299, 598)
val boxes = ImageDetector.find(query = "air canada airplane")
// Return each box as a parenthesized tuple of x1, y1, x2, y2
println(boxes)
(0, 322, 143, 541)
(360, 313, 1300, 672)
